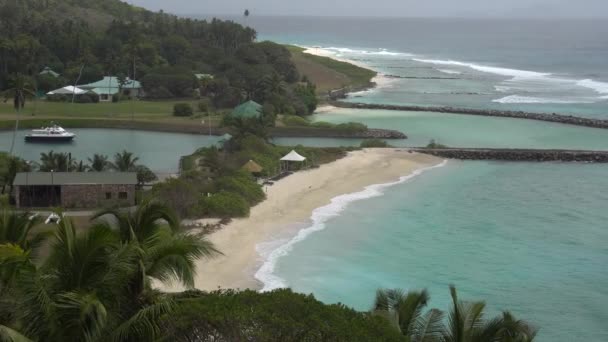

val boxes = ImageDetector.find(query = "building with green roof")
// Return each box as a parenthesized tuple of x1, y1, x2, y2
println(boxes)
(230, 100, 262, 120)
(79, 76, 143, 101)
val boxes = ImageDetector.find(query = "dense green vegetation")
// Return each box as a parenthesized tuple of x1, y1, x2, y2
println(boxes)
(0, 0, 318, 116)
(360, 138, 391, 148)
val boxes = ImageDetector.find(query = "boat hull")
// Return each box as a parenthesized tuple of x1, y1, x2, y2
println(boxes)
(25, 135, 75, 143)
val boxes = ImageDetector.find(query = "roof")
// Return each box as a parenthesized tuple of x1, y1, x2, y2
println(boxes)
(281, 150, 306, 162)
(39, 67, 60, 77)
(47, 86, 88, 95)
(79, 76, 141, 90)
(241, 160, 263, 173)
(91, 87, 119, 95)
(231, 100, 262, 119)
(14, 172, 138, 186)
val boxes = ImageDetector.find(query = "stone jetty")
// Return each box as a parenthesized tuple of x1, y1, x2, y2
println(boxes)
(413, 148, 608, 163)
(331, 101, 608, 129)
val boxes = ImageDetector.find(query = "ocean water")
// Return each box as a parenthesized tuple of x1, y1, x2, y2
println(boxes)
(264, 161, 608, 342)
(244, 16, 608, 118)
(232, 16, 608, 341)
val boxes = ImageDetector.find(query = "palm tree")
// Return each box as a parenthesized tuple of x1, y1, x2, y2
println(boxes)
(373, 288, 444, 342)
(38, 151, 74, 172)
(443, 285, 537, 342)
(0, 210, 45, 255)
(2, 74, 35, 156)
(0, 215, 175, 341)
(91, 199, 220, 294)
(1, 156, 30, 194)
(111, 150, 139, 172)
(87, 154, 110, 172)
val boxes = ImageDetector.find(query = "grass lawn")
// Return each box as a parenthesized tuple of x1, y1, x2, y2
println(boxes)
(286, 45, 377, 94)
(0, 100, 226, 130)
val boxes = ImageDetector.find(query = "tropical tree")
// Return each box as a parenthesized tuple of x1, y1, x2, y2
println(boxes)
(91, 199, 220, 296)
(0, 217, 175, 341)
(87, 154, 110, 172)
(2, 74, 35, 155)
(111, 150, 139, 172)
(38, 151, 75, 172)
(373, 286, 538, 342)
(1, 155, 30, 194)
(443, 285, 537, 342)
(373, 288, 444, 342)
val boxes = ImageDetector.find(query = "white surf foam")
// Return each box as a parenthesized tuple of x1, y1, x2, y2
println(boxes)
(324, 46, 413, 57)
(437, 69, 462, 75)
(254, 159, 449, 292)
(492, 95, 594, 104)
(413, 58, 550, 79)
(577, 79, 608, 95)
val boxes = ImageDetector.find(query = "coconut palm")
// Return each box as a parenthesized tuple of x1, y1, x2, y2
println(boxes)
(373, 288, 444, 342)
(0, 215, 175, 341)
(111, 150, 139, 172)
(443, 285, 537, 342)
(91, 199, 220, 294)
(0, 211, 45, 255)
(87, 154, 110, 172)
(38, 151, 75, 172)
(2, 74, 35, 156)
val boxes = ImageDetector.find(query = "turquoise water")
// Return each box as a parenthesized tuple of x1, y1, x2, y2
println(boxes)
(0, 129, 220, 173)
(270, 161, 608, 341)
(240, 16, 608, 341)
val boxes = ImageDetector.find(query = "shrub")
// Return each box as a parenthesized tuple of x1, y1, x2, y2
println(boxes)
(282, 115, 310, 127)
(311, 121, 335, 129)
(174, 103, 194, 117)
(112, 94, 120, 103)
(360, 139, 390, 148)
(198, 192, 250, 218)
(0, 194, 9, 208)
(164, 289, 404, 342)
(335, 122, 367, 132)
(216, 172, 265, 205)
(426, 139, 448, 149)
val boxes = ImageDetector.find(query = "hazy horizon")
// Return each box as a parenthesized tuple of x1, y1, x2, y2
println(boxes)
(125, 0, 608, 19)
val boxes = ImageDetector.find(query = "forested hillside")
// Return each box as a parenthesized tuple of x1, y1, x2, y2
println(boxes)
(0, 0, 317, 114)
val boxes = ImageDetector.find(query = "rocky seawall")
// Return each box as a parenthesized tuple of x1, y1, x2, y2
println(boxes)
(331, 101, 608, 129)
(270, 127, 407, 139)
(413, 148, 608, 163)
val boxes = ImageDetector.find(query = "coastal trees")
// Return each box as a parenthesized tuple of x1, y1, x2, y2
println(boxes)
(0, 201, 219, 341)
(111, 150, 139, 171)
(91, 199, 220, 291)
(87, 154, 110, 171)
(373, 286, 538, 342)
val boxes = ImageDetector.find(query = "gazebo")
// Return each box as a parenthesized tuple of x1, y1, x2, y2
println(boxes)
(242, 160, 264, 175)
(280, 150, 307, 171)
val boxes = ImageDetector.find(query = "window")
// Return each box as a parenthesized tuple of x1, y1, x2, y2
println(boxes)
(118, 192, 128, 199)
(105, 192, 112, 200)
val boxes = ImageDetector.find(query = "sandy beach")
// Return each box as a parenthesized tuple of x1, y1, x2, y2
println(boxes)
(160, 149, 442, 292)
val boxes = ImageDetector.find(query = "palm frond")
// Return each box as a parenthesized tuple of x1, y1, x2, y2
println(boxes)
(411, 309, 445, 342)
(54, 291, 108, 342)
(0, 325, 33, 342)
(110, 299, 174, 342)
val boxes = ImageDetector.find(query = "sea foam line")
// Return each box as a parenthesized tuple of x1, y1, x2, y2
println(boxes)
(254, 159, 449, 292)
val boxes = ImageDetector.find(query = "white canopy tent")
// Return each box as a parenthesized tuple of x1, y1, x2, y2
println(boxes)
(280, 150, 307, 172)
(280, 150, 306, 162)
(47, 86, 88, 95)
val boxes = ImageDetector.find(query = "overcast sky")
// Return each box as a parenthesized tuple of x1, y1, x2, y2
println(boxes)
(125, 0, 608, 18)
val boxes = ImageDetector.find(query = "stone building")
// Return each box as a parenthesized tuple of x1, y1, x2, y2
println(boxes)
(13, 172, 138, 209)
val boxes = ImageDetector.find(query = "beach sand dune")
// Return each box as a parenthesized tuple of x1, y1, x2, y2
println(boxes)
(159, 149, 442, 292)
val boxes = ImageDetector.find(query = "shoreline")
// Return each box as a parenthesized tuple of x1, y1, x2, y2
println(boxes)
(159, 148, 443, 292)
